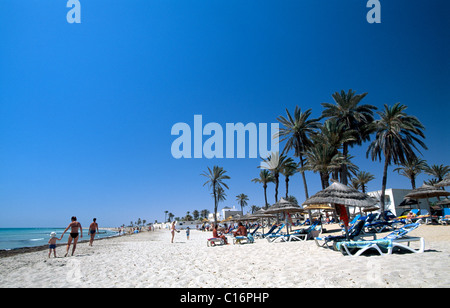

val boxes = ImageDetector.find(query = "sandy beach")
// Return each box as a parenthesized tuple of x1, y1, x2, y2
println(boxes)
(0, 224, 449, 288)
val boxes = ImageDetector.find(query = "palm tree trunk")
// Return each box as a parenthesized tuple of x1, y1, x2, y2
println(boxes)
(320, 172, 329, 189)
(380, 157, 389, 221)
(299, 155, 309, 199)
(285, 177, 289, 199)
(213, 182, 218, 225)
(275, 174, 279, 203)
(263, 184, 268, 209)
(411, 177, 416, 190)
(341, 143, 349, 185)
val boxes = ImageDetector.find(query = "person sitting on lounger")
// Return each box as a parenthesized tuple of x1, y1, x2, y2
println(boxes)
(406, 211, 415, 223)
(213, 224, 228, 244)
(233, 222, 247, 237)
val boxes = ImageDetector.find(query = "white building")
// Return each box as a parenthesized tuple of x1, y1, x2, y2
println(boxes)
(367, 188, 431, 216)
(207, 206, 243, 222)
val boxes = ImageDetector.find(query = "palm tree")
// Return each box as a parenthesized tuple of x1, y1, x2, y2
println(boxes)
(310, 119, 357, 181)
(302, 142, 349, 189)
(350, 177, 361, 191)
(200, 209, 210, 220)
(236, 193, 249, 213)
(250, 205, 261, 214)
(213, 186, 227, 204)
(352, 171, 375, 193)
(252, 170, 275, 209)
(280, 157, 298, 199)
(367, 103, 427, 220)
(276, 106, 321, 200)
(322, 89, 377, 184)
(164, 210, 168, 223)
(260, 152, 288, 203)
(424, 178, 439, 186)
(201, 166, 230, 224)
(394, 158, 427, 189)
(424, 164, 450, 182)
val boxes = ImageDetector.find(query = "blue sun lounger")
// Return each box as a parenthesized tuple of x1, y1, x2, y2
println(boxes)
(335, 223, 424, 256)
(270, 221, 322, 243)
(265, 224, 287, 242)
(233, 233, 255, 245)
(315, 218, 369, 249)
(439, 208, 450, 225)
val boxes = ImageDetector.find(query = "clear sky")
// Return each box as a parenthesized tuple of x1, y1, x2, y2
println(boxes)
(0, 0, 449, 227)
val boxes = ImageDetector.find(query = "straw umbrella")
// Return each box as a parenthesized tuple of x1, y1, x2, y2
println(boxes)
(435, 177, 450, 188)
(265, 198, 305, 235)
(302, 180, 378, 239)
(436, 199, 450, 207)
(250, 208, 276, 235)
(405, 184, 450, 220)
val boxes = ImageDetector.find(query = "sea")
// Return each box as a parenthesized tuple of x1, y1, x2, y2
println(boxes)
(0, 228, 119, 250)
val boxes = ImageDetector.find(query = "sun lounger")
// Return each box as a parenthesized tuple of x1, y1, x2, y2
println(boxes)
(315, 218, 369, 249)
(340, 215, 361, 229)
(264, 224, 287, 242)
(249, 225, 260, 236)
(364, 219, 402, 233)
(438, 208, 450, 225)
(233, 234, 255, 245)
(270, 221, 322, 243)
(254, 224, 278, 239)
(335, 223, 425, 256)
(207, 237, 225, 247)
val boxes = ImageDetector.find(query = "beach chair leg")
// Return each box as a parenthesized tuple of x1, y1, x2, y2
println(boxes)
(340, 243, 383, 257)
(391, 238, 425, 254)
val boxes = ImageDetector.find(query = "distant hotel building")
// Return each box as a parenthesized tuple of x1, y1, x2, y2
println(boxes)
(367, 188, 432, 216)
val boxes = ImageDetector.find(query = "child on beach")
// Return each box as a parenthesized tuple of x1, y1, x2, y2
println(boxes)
(186, 227, 190, 240)
(48, 232, 60, 258)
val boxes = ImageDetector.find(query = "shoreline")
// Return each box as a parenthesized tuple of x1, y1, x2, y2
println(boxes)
(0, 225, 449, 288)
(0, 228, 123, 258)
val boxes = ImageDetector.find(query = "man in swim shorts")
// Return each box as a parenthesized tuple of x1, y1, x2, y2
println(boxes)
(60, 216, 82, 257)
(89, 218, 99, 247)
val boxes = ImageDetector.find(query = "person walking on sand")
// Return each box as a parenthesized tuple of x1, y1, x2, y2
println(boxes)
(60, 216, 82, 257)
(89, 218, 99, 247)
(170, 221, 179, 243)
(48, 232, 61, 258)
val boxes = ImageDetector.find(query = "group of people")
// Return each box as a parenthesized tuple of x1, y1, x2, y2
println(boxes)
(211, 222, 247, 245)
(170, 221, 191, 243)
(48, 216, 99, 258)
(169, 220, 249, 244)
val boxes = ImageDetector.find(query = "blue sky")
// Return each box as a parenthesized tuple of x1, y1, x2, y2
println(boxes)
(0, 0, 449, 227)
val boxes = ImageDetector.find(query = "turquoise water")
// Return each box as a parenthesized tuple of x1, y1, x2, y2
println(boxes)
(0, 228, 118, 250)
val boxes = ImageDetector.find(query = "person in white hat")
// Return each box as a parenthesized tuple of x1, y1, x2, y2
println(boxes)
(48, 232, 61, 258)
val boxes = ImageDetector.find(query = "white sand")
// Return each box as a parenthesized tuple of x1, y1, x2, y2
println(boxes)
(0, 225, 449, 288)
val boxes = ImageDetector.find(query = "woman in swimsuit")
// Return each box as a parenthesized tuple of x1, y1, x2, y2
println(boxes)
(61, 216, 83, 257)
(170, 221, 179, 243)
(89, 218, 99, 247)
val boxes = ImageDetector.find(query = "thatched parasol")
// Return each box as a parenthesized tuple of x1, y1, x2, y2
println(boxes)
(220, 215, 234, 223)
(435, 177, 450, 188)
(235, 213, 258, 221)
(265, 198, 304, 234)
(398, 198, 418, 208)
(436, 198, 450, 207)
(303, 180, 378, 239)
(405, 184, 450, 200)
(303, 204, 334, 211)
(362, 206, 380, 213)
(303, 180, 378, 208)
(250, 208, 276, 234)
(405, 184, 450, 220)
(265, 198, 305, 214)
